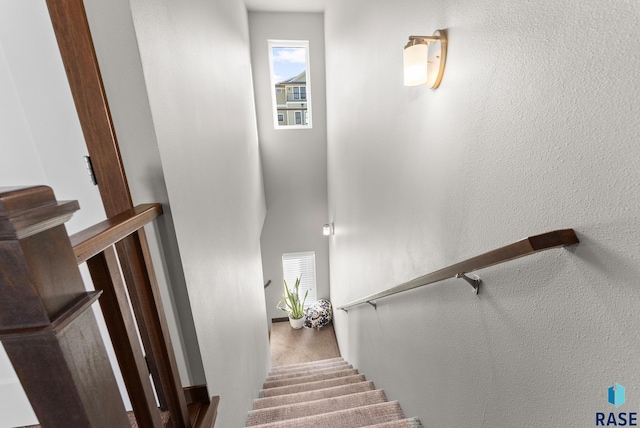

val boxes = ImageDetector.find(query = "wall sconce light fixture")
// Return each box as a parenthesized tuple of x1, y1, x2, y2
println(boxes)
(403, 29, 447, 88)
(323, 223, 334, 236)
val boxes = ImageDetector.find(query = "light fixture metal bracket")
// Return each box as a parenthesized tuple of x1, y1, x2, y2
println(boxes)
(456, 273, 481, 295)
(406, 35, 442, 46)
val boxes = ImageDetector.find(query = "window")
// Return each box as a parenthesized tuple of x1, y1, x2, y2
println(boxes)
(282, 251, 316, 307)
(278, 113, 284, 122)
(268, 40, 312, 129)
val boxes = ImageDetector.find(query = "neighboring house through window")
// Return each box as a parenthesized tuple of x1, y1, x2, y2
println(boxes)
(268, 40, 312, 129)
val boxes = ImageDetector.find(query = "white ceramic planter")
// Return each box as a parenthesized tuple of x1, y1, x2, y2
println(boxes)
(288, 315, 305, 329)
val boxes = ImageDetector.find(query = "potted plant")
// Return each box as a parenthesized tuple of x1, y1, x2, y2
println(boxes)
(277, 277, 308, 329)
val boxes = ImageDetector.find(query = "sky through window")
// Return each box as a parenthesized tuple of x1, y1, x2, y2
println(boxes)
(271, 47, 306, 82)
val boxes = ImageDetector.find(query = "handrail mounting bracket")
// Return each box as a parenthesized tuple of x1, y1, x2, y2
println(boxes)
(456, 273, 481, 295)
(366, 301, 377, 310)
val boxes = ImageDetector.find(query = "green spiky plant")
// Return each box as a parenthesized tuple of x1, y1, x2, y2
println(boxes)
(277, 277, 308, 320)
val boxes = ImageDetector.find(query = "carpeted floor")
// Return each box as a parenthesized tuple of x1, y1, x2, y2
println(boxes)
(23, 410, 171, 428)
(270, 320, 340, 367)
(245, 357, 424, 427)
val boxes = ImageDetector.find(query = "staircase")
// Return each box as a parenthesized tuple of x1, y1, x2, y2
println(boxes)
(244, 357, 422, 427)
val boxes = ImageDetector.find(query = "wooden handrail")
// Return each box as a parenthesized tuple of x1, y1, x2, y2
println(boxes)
(337, 229, 579, 311)
(73, 201, 193, 427)
(70, 203, 162, 264)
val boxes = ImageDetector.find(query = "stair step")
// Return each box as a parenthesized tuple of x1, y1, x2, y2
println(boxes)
(248, 358, 419, 428)
(246, 401, 405, 428)
(259, 374, 367, 397)
(368, 417, 424, 428)
(269, 357, 344, 372)
(253, 380, 375, 410)
(246, 390, 388, 425)
(268, 360, 349, 376)
(263, 368, 359, 389)
(266, 363, 352, 380)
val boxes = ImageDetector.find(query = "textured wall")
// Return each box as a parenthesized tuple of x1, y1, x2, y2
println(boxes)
(325, 0, 640, 426)
(248, 12, 330, 324)
(128, 1, 269, 426)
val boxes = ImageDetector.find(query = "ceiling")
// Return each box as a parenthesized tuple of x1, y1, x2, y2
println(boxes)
(243, 0, 330, 13)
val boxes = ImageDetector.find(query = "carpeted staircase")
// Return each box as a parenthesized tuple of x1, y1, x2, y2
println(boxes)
(244, 357, 422, 427)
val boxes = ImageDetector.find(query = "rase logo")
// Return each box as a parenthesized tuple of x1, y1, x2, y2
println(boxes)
(596, 383, 637, 426)
(610, 384, 627, 408)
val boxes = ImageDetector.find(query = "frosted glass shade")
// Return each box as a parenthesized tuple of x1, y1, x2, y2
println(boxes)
(323, 223, 333, 236)
(403, 43, 429, 86)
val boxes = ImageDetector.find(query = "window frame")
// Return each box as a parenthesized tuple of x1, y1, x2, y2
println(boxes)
(267, 39, 312, 130)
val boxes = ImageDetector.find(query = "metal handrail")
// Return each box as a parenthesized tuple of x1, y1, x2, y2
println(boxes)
(337, 229, 579, 311)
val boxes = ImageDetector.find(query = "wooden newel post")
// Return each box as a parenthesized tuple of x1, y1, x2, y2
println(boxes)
(0, 186, 130, 428)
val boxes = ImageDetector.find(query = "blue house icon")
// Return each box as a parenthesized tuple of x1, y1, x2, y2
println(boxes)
(608, 383, 626, 408)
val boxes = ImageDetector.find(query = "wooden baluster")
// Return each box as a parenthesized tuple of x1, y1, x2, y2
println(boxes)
(0, 186, 129, 428)
(115, 230, 190, 426)
(87, 246, 163, 428)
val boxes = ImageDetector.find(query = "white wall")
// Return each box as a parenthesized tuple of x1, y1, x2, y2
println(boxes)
(325, 0, 640, 426)
(128, 1, 270, 426)
(0, 31, 44, 428)
(0, 1, 105, 231)
(248, 12, 330, 323)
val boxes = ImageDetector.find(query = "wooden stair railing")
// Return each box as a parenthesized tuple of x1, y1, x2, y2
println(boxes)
(337, 229, 580, 311)
(0, 186, 217, 427)
(71, 203, 169, 428)
(43, 0, 188, 424)
(0, 186, 131, 427)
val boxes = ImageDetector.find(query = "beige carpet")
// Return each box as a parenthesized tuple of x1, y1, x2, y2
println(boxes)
(23, 410, 171, 428)
(270, 320, 340, 367)
(245, 357, 423, 427)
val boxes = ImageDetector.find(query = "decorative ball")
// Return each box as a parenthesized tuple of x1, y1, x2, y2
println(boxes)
(304, 299, 332, 329)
